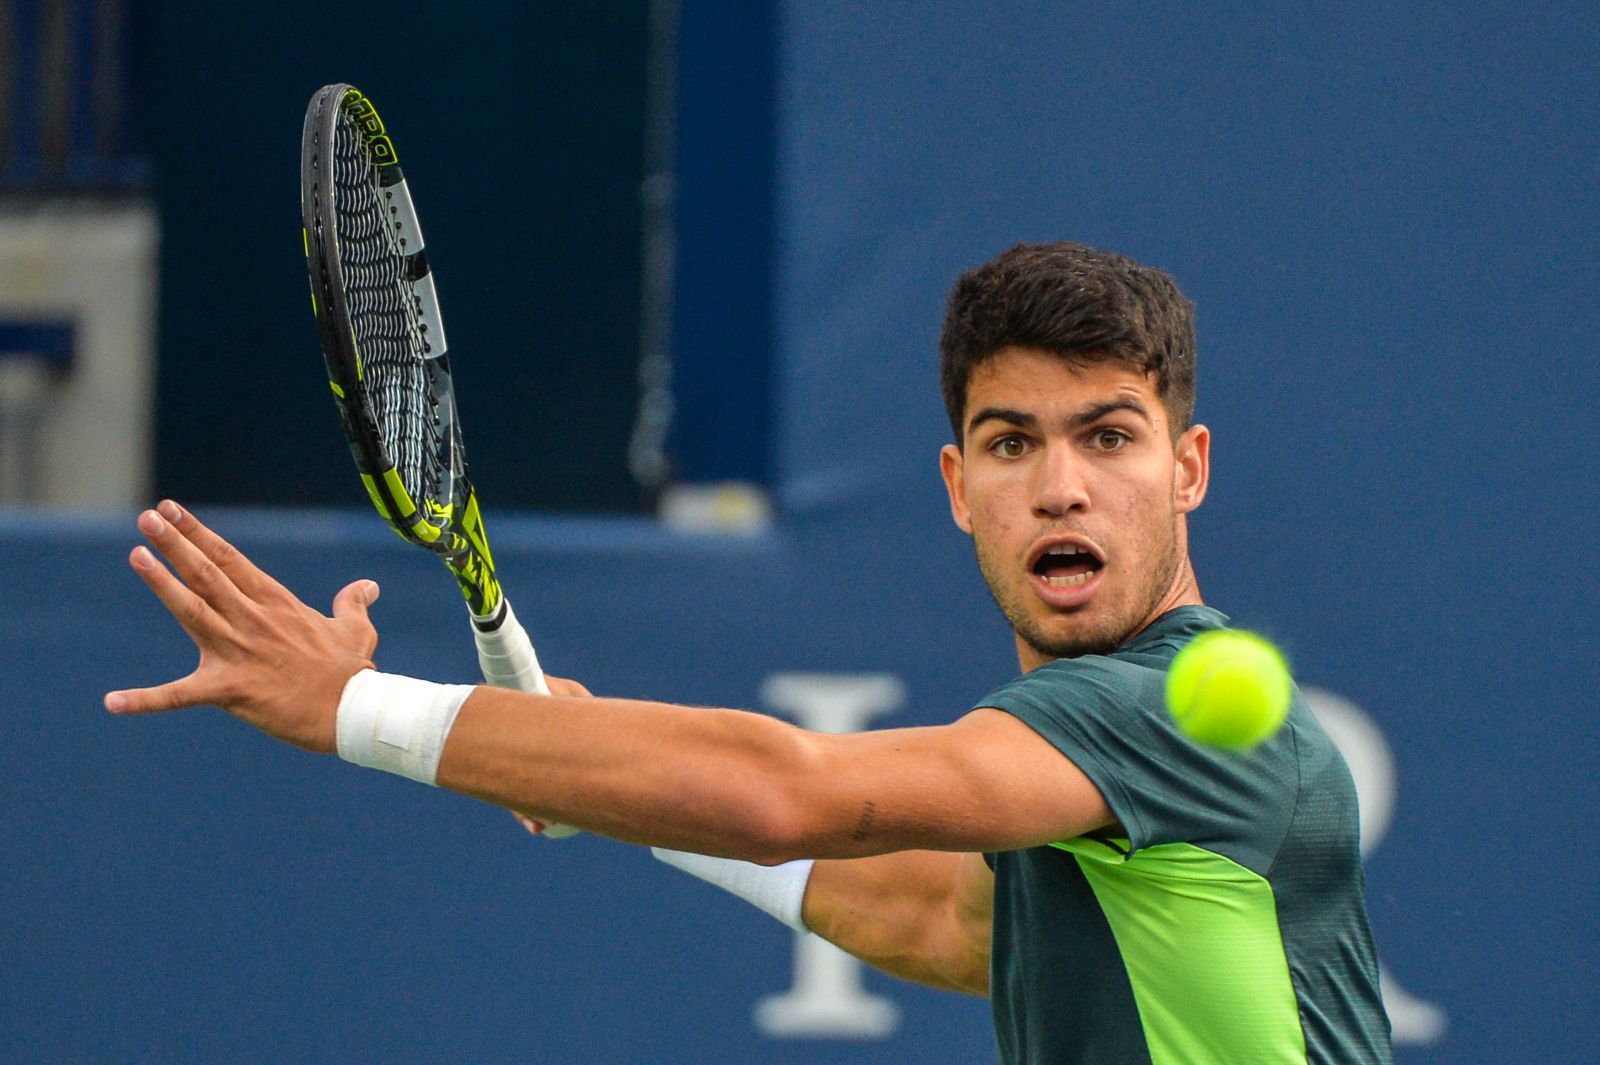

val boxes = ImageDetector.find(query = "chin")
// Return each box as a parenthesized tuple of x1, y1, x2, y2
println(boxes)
(1021, 615, 1129, 660)
(1028, 635, 1121, 661)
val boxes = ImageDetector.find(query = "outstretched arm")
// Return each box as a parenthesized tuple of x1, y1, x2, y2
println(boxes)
(435, 687, 1106, 861)
(109, 502, 1112, 861)
(803, 850, 993, 995)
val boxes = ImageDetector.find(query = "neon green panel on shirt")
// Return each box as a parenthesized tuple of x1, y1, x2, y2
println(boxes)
(1056, 837, 1308, 1065)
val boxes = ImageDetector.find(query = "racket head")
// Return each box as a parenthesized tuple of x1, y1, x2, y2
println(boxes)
(301, 83, 502, 616)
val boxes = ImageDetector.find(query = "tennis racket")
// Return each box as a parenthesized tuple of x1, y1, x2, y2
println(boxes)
(300, 83, 576, 837)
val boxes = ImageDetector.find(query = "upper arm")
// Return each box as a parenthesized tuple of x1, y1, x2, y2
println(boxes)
(784, 706, 1114, 858)
(953, 851, 994, 968)
(927, 850, 996, 995)
(801, 848, 996, 996)
(934, 703, 1120, 844)
(947, 707, 1116, 847)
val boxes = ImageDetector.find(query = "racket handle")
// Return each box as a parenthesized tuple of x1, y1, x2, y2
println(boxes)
(473, 598, 550, 694)
(471, 599, 580, 839)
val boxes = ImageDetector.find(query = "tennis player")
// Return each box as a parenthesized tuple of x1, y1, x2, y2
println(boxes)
(108, 242, 1392, 1064)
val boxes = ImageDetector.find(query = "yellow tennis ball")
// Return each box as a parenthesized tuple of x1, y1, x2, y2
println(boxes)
(1166, 630, 1292, 749)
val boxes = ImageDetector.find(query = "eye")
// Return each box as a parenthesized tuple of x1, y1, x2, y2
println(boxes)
(1090, 429, 1131, 451)
(990, 434, 1031, 459)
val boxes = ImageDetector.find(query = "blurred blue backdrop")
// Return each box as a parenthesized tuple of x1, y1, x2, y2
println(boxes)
(4, 2, 1596, 1063)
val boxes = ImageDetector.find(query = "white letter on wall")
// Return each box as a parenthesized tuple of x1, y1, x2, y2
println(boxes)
(1306, 687, 1447, 1045)
(753, 673, 906, 1039)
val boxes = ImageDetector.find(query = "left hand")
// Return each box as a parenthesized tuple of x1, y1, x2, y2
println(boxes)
(104, 501, 379, 753)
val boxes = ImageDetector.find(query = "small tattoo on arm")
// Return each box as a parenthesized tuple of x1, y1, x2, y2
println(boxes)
(851, 799, 877, 842)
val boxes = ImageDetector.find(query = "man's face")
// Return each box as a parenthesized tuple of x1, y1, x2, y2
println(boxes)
(940, 347, 1209, 668)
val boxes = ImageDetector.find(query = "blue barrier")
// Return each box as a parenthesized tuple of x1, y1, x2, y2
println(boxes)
(2, 507, 1010, 1064)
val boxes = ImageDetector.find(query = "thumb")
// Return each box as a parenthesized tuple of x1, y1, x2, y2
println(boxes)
(331, 579, 380, 622)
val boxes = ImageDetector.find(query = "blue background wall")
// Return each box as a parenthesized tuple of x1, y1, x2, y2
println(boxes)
(5, 3, 1596, 1062)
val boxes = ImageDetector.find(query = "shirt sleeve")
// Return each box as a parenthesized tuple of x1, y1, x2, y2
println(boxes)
(977, 658, 1300, 874)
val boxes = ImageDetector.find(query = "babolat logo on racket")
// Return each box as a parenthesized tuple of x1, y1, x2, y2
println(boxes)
(343, 91, 398, 166)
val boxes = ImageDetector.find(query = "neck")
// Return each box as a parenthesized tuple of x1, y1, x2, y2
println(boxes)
(1146, 511, 1203, 615)
(1151, 553, 1204, 617)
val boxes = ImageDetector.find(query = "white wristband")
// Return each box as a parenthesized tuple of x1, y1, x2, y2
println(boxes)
(335, 669, 476, 785)
(652, 848, 814, 933)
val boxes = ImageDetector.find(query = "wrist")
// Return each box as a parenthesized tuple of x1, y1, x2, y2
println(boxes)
(335, 669, 477, 785)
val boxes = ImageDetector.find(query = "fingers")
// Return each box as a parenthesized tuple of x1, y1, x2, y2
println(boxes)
(331, 580, 381, 656)
(129, 543, 228, 641)
(139, 507, 253, 620)
(157, 500, 285, 602)
(105, 672, 213, 714)
(331, 579, 380, 621)
(511, 811, 549, 836)
(545, 675, 593, 698)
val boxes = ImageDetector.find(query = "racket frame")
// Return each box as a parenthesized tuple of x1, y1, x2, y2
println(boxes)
(301, 83, 503, 619)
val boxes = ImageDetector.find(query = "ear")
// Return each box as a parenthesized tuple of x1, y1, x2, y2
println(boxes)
(940, 444, 973, 534)
(1173, 424, 1210, 514)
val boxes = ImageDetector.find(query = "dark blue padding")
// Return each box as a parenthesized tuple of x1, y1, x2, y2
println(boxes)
(0, 320, 75, 373)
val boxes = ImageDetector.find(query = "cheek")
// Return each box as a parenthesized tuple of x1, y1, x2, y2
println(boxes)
(1102, 474, 1172, 549)
(968, 494, 1029, 561)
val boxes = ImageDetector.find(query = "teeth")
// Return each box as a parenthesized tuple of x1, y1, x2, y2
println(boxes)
(1047, 544, 1084, 555)
(1043, 571, 1094, 587)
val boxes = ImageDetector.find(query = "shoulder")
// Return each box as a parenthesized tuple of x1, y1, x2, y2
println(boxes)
(976, 653, 1312, 864)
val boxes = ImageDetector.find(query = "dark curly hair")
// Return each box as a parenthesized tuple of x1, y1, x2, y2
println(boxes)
(939, 242, 1196, 443)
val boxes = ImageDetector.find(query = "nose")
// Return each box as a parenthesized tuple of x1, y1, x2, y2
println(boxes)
(1030, 443, 1090, 517)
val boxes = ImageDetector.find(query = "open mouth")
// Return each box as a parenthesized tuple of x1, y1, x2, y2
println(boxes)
(1031, 543, 1105, 588)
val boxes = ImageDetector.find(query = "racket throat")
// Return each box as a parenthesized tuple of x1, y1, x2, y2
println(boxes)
(470, 596, 512, 632)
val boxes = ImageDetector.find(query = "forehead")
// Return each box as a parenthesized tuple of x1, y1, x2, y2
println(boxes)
(966, 347, 1165, 422)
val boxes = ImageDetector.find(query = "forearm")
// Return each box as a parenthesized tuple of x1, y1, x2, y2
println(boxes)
(432, 687, 1084, 862)
(434, 683, 1058, 862)
(803, 851, 991, 995)
(435, 687, 845, 860)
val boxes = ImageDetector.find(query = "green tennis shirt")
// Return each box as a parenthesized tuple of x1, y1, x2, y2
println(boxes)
(978, 606, 1392, 1065)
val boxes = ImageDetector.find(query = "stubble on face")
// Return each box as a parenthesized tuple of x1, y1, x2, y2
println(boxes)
(973, 508, 1181, 660)
(946, 350, 1202, 667)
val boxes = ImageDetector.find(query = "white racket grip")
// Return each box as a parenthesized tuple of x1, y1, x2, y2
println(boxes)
(471, 599, 580, 839)
(474, 599, 550, 695)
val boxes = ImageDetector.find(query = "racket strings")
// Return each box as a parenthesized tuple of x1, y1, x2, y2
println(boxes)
(330, 116, 446, 505)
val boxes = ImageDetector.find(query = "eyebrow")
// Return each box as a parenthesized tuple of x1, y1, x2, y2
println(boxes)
(966, 398, 1153, 436)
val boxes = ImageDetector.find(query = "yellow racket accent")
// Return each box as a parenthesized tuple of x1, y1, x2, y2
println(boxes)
(358, 473, 392, 520)
(379, 467, 416, 518)
(345, 90, 400, 167)
(459, 492, 494, 568)
(347, 326, 364, 380)
(412, 499, 454, 542)
(409, 515, 443, 543)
